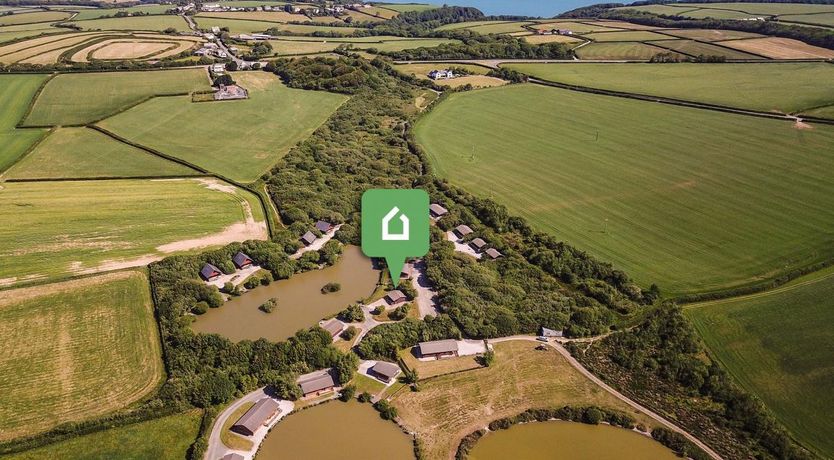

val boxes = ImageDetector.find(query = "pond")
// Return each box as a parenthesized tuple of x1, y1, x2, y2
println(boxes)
(469, 420, 681, 460)
(257, 400, 413, 460)
(191, 245, 379, 341)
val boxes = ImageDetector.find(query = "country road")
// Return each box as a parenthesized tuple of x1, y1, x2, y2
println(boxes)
(489, 335, 724, 460)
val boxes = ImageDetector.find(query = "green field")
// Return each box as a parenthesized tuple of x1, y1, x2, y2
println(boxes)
(194, 16, 357, 35)
(686, 266, 834, 457)
(0, 178, 265, 285)
(378, 3, 436, 13)
(506, 63, 834, 115)
(779, 12, 834, 27)
(647, 39, 765, 59)
(414, 84, 834, 297)
(6, 127, 198, 179)
(662, 28, 764, 41)
(3, 410, 203, 459)
(0, 271, 164, 440)
(0, 74, 48, 173)
(24, 68, 211, 126)
(0, 23, 62, 43)
(574, 41, 671, 60)
(70, 4, 173, 21)
(0, 10, 71, 26)
(460, 21, 535, 35)
(268, 36, 458, 55)
(99, 72, 347, 182)
(683, 2, 834, 15)
(583, 30, 673, 41)
(72, 15, 189, 31)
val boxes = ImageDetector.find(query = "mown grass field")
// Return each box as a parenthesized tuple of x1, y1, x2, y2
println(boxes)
(0, 271, 164, 441)
(583, 30, 673, 42)
(99, 72, 347, 182)
(267, 36, 458, 55)
(23, 68, 211, 126)
(574, 41, 672, 60)
(379, 3, 436, 13)
(6, 127, 198, 179)
(72, 14, 190, 31)
(0, 10, 71, 26)
(646, 39, 765, 59)
(69, 3, 173, 20)
(3, 410, 203, 459)
(686, 266, 834, 458)
(505, 62, 834, 115)
(0, 31, 98, 63)
(662, 28, 764, 41)
(414, 84, 834, 297)
(0, 178, 264, 286)
(194, 16, 357, 35)
(0, 74, 48, 173)
(0, 23, 61, 43)
(391, 341, 660, 459)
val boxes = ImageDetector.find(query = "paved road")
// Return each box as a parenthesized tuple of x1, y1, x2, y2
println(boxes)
(409, 259, 440, 318)
(489, 336, 724, 460)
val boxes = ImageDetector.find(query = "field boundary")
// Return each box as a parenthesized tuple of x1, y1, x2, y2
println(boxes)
(0, 126, 51, 176)
(15, 72, 56, 129)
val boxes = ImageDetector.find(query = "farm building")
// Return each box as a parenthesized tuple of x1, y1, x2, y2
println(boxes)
(418, 339, 459, 360)
(215, 84, 248, 101)
(232, 251, 253, 269)
(429, 203, 448, 218)
(231, 397, 281, 436)
(322, 318, 345, 338)
(484, 248, 503, 260)
(370, 361, 401, 383)
(315, 220, 334, 233)
(200, 263, 222, 281)
(298, 370, 337, 397)
(453, 224, 473, 239)
(301, 231, 317, 246)
(541, 326, 564, 338)
(428, 69, 454, 80)
(385, 290, 406, 305)
(210, 63, 225, 74)
(469, 238, 487, 252)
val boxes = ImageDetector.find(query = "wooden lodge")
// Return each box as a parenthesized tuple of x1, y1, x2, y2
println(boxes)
(298, 370, 337, 398)
(200, 263, 222, 281)
(232, 251, 253, 269)
(315, 220, 334, 233)
(418, 339, 459, 360)
(429, 203, 448, 219)
(301, 231, 317, 246)
(385, 290, 406, 305)
(370, 361, 401, 383)
(453, 224, 473, 239)
(231, 397, 281, 436)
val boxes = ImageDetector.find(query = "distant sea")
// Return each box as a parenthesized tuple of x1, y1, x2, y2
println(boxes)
(380, 0, 594, 17)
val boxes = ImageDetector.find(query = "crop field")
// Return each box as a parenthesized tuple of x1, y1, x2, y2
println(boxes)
(0, 31, 96, 60)
(194, 16, 357, 35)
(661, 28, 764, 41)
(0, 178, 265, 286)
(0, 74, 48, 173)
(574, 42, 673, 60)
(69, 3, 173, 20)
(532, 21, 621, 34)
(523, 34, 584, 45)
(267, 36, 458, 55)
(0, 23, 61, 43)
(4, 410, 203, 460)
(414, 84, 834, 297)
(6, 127, 198, 179)
(0, 10, 71, 26)
(686, 266, 834, 457)
(505, 62, 834, 115)
(716, 37, 834, 59)
(24, 68, 211, 126)
(647, 39, 765, 59)
(73, 15, 190, 31)
(620, 2, 834, 26)
(391, 341, 660, 459)
(583, 30, 676, 42)
(64, 34, 203, 62)
(804, 104, 834, 119)
(0, 271, 163, 440)
(199, 10, 309, 22)
(99, 72, 347, 182)
(89, 40, 175, 59)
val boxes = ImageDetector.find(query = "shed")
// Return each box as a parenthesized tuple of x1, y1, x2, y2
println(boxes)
(370, 361, 401, 383)
(231, 397, 281, 436)
(484, 248, 503, 260)
(469, 238, 487, 252)
(298, 370, 337, 397)
(315, 220, 334, 233)
(453, 224, 473, 239)
(541, 326, 564, 338)
(233, 251, 253, 269)
(200, 263, 222, 281)
(300, 231, 317, 246)
(418, 339, 459, 359)
(429, 203, 448, 218)
(322, 319, 345, 338)
(385, 290, 406, 305)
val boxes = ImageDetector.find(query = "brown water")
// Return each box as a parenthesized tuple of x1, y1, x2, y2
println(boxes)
(257, 400, 413, 460)
(469, 421, 680, 460)
(192, 246, 379, 341)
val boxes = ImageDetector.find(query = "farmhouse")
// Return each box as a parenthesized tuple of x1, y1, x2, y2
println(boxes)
(322, 318, 345, 338)
(429, 203, 448, 218)
(541, 326, 564, 338)
(370, 361, 401, 383)
(385, 289, 406, 305)
(418, 339, 459, 359)
(453, 224, 473, 239)
(232, 251, 253, 269)
(298, 370, 337, 397)
(484, 248, 503, 260)
(428, 69, 455, 80)
(315, 220, 334, 233)
(469, 238, 487, 252)
(301, 231, 317, 246)
(231, 397, 281, 436)
(200, 263, 222, 281)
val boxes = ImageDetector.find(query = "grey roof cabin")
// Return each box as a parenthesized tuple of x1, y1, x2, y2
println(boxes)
(232, 251, 253, 269)
(485, 248, 503, 259)
(315, 220, 334, 233)
(300, 231, 317, 246)
(453, 224, 473, 238)
(385, 290, 406, 304)
(200, 263, 222, 281)
(231, 397, 281, 436)
(322, 319, 345, 338)
(418, 339, 459, 358)
(429, 203, 448, 218)
(298, 370, 337, 397)
(370, 361, 401, 383)
(469, 238, 487, 251)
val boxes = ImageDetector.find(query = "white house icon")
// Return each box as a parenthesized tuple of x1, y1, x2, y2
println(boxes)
(382, 206, 409, 241)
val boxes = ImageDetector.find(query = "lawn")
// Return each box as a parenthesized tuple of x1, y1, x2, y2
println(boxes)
(23, 68, 211, 126)
(574, 41, 671, 60)
(686, 266, 834, 458)
(3, 410, 203, 459)
(0, 178, 265, 285)
(505, 62, 834, 114)
(0, 271, 164, 441)
(399, 349, 482, 378)
(391, 340, 660, 459)
(414, 84, 834, 297)
(72, 14, 190, 31)
(351, 372, 387, 396)
(99, 72, 347, 182)
(6, 127, 198, 179)
(0, 74, 48, 173)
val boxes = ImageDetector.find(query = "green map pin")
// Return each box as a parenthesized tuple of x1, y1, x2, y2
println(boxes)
(361, 189, 430, 287)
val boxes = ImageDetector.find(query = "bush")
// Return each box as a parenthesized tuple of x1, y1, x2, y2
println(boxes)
(321, 282, 341, 294)
(260, 298, 278, 313)
(340, 384, 356, 402)
(372, 305, 385, 315)
(582, 407, 603, 425)
(338, 304, 364, 323)
(357, 392, 372, 403)
(374, 400, 398, 420)
(477, 349, 495, 367)
(192, 301, 209, 315)
(388, 303, 411, 321)
(340, 326, 357, 341)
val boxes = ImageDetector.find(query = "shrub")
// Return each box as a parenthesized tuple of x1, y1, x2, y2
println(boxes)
(340, 384, 356, 402)
(357, 392, 372, 403)
(260, 298, 278, 313)
(388, 303, 411, 321)
(340, 326, 357, 341)
(321, 282, 341, 294)
(192, 301, 209, 315)
(374, 400, 398, 420)
(338, 304, 364, 323)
